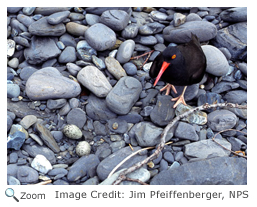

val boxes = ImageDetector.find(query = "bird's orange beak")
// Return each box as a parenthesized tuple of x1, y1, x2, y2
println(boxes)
(153, 61, 170, 86)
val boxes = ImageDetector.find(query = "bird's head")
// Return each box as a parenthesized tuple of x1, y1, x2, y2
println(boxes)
(153, 46, 182, 86)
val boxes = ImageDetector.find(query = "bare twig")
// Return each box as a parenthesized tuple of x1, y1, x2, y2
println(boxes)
(112, 102, 247, 185)
(28, 180, 52, 185)
(212, 128, 247, 158)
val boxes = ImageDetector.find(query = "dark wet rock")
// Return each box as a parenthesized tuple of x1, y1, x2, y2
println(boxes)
(24, 36, 61, 65)
(66, 108, 87, 129)
(86, 94, 117, 123)
(220, 7, 247, 22)
(67, 154, 100, 181)
(97, 146, 147, 181)
(163, 21, 217, 43)
(28, 17, 66, 36)
(150, 95, 175, 126)
(212, 22, 247, 61)
(223, 90, 247, 104)
(106, 77, 142, 115)
(25, 67, 81, 100)
(150, 157, 247, 185)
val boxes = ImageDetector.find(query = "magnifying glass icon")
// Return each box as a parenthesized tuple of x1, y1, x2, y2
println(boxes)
(5, 188, 19, 202)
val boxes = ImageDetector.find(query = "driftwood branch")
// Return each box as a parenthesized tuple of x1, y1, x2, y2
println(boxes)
(112, 102, 247, 185)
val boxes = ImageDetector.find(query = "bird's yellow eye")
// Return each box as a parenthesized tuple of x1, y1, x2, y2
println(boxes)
(171, 54, 176, 59)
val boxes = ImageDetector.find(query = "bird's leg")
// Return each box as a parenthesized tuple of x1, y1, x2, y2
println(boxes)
(160, 83, 177, 95)
(171, 86, 187, 108)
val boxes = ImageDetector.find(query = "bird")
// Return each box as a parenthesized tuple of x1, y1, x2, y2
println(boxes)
(149, 33, 206, 108)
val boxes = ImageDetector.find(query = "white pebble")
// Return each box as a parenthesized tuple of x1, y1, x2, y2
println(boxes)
(76, 141, 91, 156)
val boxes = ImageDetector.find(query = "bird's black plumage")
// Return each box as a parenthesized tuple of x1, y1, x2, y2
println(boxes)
(150, 34, 206, 86)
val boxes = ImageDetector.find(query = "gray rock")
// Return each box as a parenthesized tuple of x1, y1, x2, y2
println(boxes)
(184, 138, 231, 160)
(173, 13, 187, 27)
(123, 62, 137, 76)
(66, 63, 82, 76)
(7, 175, 20, 185)
(34, 7, 70, 16)
(8, 57, 19, 68)
(24, 36, 61, 65)
(76, 40, 97, 62)
(99, 10, 130, 31)
(66, 22, 88, 36)
(202, 45, 229, 76)
(20, 66, 37, 81)
(134, 35, 157, 45)
(47, 99, 67, 110)
(220, 7, 247, 22)
(96, 146, 147, 181)
(48, 168, 68, 176)
(58, 46, 76, 63)
(77, 66, 112, 98)
(150, 95, 175, 127)
(59, 33, 77, 48)
(163, 21, 217, 43)
(212, 22, 247, 61)
(86, 94, 117, 123)
(85, 14, 100, 25)
(67, 154, 100, 181)
(139, 22, 165, 35)
(223, 90, 247, 104)
(121, 23, 139, 39)
(66, 108, 87, 129)
(207, 109, 237, 131)
(186, 13, 202, 22)
(106, 77, 142, 115)
(47, 11, 71, 25)
(150, 157, 247, 185)
(105, 56, 127, 80)
(174, 121, 199, 141)
(7, 7, 23, 13)
(211, 81, 239, 93)
(149, 10, 168, 21)
(34, 123, 60, 153)
(134, 122, 171, 147)
(7, 83, 20, 98)
(85, 7, 131, 15)
(22, 144, 56, 164)
(29, 17, 66, 36)
(85, 23, 116, 51)
(25, 67, 81, 100)
(13, 36, 30, 47)
(20, 115, 37, 129)
(7, 115, 13, 132)
(17, 166, 39, 183)
(238, 62, 247, 76)
(116, 40, 135, 64)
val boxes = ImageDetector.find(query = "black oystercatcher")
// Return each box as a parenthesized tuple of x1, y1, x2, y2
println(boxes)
(150, 33, 206, 108)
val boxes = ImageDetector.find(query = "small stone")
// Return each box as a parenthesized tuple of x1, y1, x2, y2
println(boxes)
(121, 23, 139, 39)
(76, 141, 91, 157)
(223, 90, 247, 104)
(58, 46, 76, 63)
(63, 124, 83, 139)
(17, 166, 39, 184)
(174, 122, 199, 141)
(207, 109, 237, 131)
(67, 154, 100, 181)
(106, 77, 142, 115)
(105, 56, 127, 80)
(7, 39, 15, 57)
(173, 13, 187, 27)
(7, 131, 26, 150)
(7, 83, 20, 98)
(47, 99, 67, 110)
(123, 62, 137, 76)
(66, 108, 87, 129)
(35, 123, 60, 153)
(220, 7, 247, 22)
(20, 115, 37, 129)
(85, 23, 116, 51)
(116, 40, 135, 64)
(47, 11, 70, 25)
(66, 22, 88, 36)
(77, 66, 112, 98)
(99, 10, 130, 31)
(31, 154, 52, 174)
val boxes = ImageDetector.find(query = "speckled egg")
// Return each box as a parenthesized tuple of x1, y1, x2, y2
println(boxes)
(75, 141, 91, 156)
(62, 124, 82, 139)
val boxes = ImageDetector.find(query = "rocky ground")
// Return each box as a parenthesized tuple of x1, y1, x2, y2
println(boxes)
(7, 7, 247, 185)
